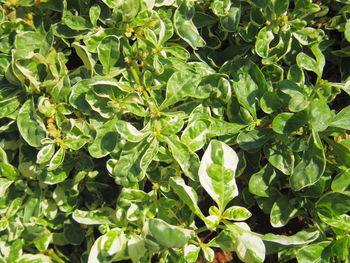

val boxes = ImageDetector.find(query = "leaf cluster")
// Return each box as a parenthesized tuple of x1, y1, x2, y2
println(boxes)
(0, 0, 350, 262)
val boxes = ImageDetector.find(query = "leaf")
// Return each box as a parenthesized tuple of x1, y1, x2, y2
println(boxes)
(169, 177, 205, 220)
(219, 2, 241, 32)
(211, 0, 231, 16)
(110, 138, 158, 185)
(346, 20, 350, 43)
(262, 229, 320, 245)
(222, 206, 252, 221)
(17, 99, 46, 148)
(331, 169, 350, 191)
(18, 254, 53, 263)
(88, 228, 128, 263)
(249, 164, 277, 197)
(128, 234, 147, 263)
(160, 70, 201, 110)
(89, 5, 101, 27)
(279, 79, 308, 112)
(165, 135, 200, 181)
(266, 0, 289, 19)
(272, 112, 307, 134)
(199, 140, 239, 212)
(207, 230, 236, 251)
(14, 31, 49, 58)
(72, 42, 95, 70)
(88, 117, 121, 158)
(322, 137, 350, 168)
(73, 207, 118, 225)
(98, 36, 120, 74)
(307, 98, 333, 132)
(265, 144, 294, 175)
(296, 242, 330, 263)
(227, 223, 266, 263)
(181, 115, 244, 151)
(296, 54, 317, 76)
(184, 244, 200, 263)
(330, 105, 350, 129)
(0, 178, 14, 198)
(290, 131, 326, 191)
(231, 59, 267, 118)
(115, 120, 150, 142)
(237, 129, 273, 153)
(255, 26, 292, 64)
(148, 218, 192, 248)
(316, 191, 350, 231)
(270, 195, 298, 227)
(174, 2, 205, 49)
(62, 14, 93, 31)
(48, 147, 65, 171)
(63, 220, 85, 245)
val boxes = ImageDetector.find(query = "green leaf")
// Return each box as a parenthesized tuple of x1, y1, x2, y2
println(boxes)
(174, 2, 205, 49)
(184, 244, 200, 263)
(345, 19, 350, 43)
(73, 208, 117, 225)
(160, 70, 201, 110)
(211, 0, 231, 16)
(72, 42, 95, 71)
(18, 254, 53, 263)
(181, 115, 244, 151)
(231, 59, 267, 118)
(0, 178, 14, 198)
(307, 98, 333, 132)
(296, 242, 330, 263)
(115, 120, 150, 142)
(98, 36, 120, 74)
(249, 164, 277, 197)
(128, 234, 147, 263)
(88, 117, 121, 158)
(260, 91, 283, 113)
(316, 191, 350, 231)
(330, 105, 350, 129)
(265, 143, 294, 175)
(331, 169, 350, 191)
(17, 99, 46, 148)
(148, 218, 192, 248)
(262, 229, 320, 245)
(48, 147, 65, 171)
(219, 2, 241, 32)
(89, 5, 101, 27)
(222, 206, 252, 221)
(165, 135, 200, 181)
(207, 229, 236, 251)
(255, 26, 292, 64)
(63, 14, 93, 31)
(227, 222, 265, 263)
(199, 140, 239, 212)
(237, 129, 273, 153)
(63, 220, 85, 245)
(322, 137, 350, 168)
(279, 80, 308, 112)
(266, 0, 289, 19)
(110, 138, 158, 185)
(88, 228, 128, 263)
(272, 112, 307, 134)
(290, 131, 326, 191)
(270, 195, 298, 227)
(169, 177, 205, 220)
(14, 31, 49, 58)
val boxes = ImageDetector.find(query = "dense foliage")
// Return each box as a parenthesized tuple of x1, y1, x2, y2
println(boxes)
(1, 0, 350, 262)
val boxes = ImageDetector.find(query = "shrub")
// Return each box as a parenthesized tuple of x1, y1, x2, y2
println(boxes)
(0, 0, 350, 262)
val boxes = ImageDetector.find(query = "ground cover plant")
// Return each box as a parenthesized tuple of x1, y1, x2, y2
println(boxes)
(0, 0, 350, 262)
